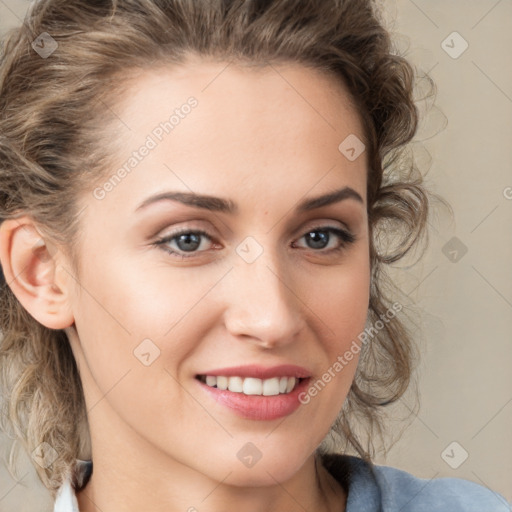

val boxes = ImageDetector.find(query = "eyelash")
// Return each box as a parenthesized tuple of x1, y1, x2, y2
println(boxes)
(153, 225, 356, 260)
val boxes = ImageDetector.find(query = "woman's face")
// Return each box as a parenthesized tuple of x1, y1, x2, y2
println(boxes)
(66, 59, 370, 486)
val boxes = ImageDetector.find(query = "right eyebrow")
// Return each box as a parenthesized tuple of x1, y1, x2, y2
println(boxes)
(136, 191, 237, 214)
(135, 186, 364, 215)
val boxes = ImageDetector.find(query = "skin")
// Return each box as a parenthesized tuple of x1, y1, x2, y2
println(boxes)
(0, 59, 370, 512)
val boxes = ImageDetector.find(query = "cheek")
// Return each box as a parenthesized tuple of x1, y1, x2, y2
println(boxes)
(69, 254, 227, 400)
(307, 255, 370, 347)
(74, 245, 224, 338)
(294, 253, 369, 400)
(69, 272, 202, 443)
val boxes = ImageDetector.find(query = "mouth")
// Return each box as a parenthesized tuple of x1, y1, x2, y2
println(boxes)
(196, 375, 305, 396)
(194, 364, 312, 420)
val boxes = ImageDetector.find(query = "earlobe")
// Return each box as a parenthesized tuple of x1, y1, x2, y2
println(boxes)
(0, 217, 74, 330)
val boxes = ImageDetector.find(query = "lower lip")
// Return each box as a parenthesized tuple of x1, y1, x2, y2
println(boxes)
(197, 378, 310, 421)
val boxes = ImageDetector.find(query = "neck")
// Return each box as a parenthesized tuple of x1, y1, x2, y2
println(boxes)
(76, 450, 346, 512)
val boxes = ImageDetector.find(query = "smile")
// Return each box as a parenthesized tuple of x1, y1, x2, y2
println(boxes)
(197, 375, 301, 396)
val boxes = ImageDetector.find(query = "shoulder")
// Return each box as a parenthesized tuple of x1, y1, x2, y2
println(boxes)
(372, 461, 510, 512)
(321, 453, 511, 512)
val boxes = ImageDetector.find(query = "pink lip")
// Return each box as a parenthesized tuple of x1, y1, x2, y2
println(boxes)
(195, 365, 312, 421)
(197, 364, 311, 379)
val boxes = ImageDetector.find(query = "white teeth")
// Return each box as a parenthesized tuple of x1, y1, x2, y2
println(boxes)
(243, 377, 262, 395)
(262, 377, 280, 396)
(202, 375, 300, 396)
(216, 376, 228, 390)
(228, 376, 243, 393)
(286, 377, 296, 393)
(206, 375, 217, 387)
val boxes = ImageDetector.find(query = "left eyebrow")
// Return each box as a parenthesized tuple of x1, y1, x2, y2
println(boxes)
(296, 186, 364, 212)
(135, 186, 364, 214)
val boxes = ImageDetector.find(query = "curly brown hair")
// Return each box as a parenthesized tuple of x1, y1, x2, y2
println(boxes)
(0, 0, 434, 498)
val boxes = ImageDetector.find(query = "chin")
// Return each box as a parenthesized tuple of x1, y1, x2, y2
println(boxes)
(209, 437, 316, 487)
(224, 460, 309, 488)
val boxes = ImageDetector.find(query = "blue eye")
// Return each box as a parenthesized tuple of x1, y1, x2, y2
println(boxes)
(294, 227, 356, 252)
(154, 226, 356, 259)
(155, 229, 214, 259)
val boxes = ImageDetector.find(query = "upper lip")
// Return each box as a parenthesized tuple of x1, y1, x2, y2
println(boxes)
(196, 364, 311, 380)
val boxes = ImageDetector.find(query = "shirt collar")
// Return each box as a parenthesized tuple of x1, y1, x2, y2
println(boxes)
(53, 459, 92, 512)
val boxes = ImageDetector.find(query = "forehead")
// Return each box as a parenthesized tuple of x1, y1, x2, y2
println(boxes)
(92, 59, 367, 213)
(115, 59, 365, 144)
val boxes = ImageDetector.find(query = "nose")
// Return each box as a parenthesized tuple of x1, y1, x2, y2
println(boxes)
(222, 250, 306, 349)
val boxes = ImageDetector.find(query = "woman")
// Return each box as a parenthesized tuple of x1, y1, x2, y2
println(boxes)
(0, 1, 509, 511)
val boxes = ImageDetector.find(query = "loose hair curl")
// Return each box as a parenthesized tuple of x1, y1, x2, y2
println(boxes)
(0, 0, 436, 497)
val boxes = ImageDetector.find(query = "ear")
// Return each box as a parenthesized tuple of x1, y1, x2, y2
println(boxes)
(0, 216, 74, 329)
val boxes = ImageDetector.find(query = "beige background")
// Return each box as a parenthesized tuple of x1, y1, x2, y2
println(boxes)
(0, 0, 510, 510)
